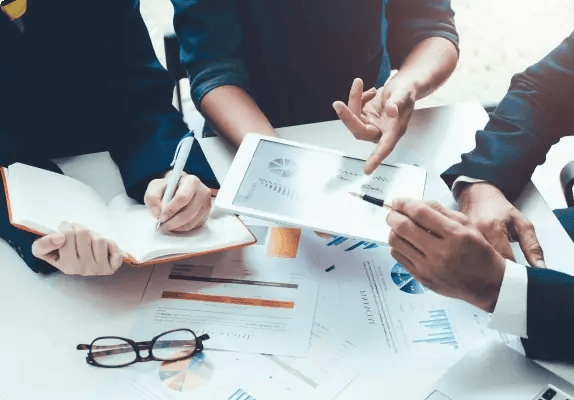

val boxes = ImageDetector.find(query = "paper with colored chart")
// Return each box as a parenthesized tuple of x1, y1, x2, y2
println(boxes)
(94, 322, 359, 400)
(135, 227, 324, 357)
(315, 244, 523, 370)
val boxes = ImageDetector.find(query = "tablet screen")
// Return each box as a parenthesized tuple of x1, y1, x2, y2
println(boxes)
(231, 139, 420, 240)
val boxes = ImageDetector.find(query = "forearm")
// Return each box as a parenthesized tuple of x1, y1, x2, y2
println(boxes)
(200, 85, 276, 148)
(393, 36, 458, 100)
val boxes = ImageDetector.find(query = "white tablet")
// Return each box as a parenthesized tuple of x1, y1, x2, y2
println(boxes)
(215, 134, 426, 244)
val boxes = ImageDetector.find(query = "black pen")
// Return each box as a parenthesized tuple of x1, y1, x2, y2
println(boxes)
(349, 192, 392, 209)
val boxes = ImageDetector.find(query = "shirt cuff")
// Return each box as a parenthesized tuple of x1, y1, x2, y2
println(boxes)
(488, 259, 528, 338)
(451, 176, 487, 200)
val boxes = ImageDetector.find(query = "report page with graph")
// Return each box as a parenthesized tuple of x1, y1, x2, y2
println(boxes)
(217, 135, 426, 244)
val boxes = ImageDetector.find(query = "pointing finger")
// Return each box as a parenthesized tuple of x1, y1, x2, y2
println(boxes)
(348, 78, 364, 117)
(364, 116, 401, 174)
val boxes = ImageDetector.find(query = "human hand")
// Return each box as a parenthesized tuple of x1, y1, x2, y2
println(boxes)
(457, 182, 545, 268)
(333, 76, 415, 175)
(386, 198, 507, 312)
(32, 222, 124, 276)
(144, 171, 212, 232)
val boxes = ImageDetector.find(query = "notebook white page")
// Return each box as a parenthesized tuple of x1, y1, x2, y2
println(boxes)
(5, 163, 254, 263)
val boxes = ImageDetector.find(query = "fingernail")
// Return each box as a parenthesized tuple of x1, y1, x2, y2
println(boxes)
(369, 87, 376, 92)
(332, 102, 343, 114)
(537, 260, 547, 268)
(52, 235, 65, 245)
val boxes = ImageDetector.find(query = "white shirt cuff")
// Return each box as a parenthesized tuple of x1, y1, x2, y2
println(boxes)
(488, 259, 528, 338)
(451, 176, 487, 200)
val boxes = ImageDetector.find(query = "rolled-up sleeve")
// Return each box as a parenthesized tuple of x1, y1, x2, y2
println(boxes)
(386, 0, 459, 69)
(171, 0, 251, 108)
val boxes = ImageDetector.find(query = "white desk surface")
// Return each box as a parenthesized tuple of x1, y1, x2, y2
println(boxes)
(2, 101, 574, 400)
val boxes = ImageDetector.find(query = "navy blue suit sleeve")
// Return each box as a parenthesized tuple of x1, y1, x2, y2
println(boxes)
(171, 0, 251, 109)
(521, 267, 574, 363)
(107, 1, 218, 203)
(386, 0, 459, 70)
(442, 32, 574, 202)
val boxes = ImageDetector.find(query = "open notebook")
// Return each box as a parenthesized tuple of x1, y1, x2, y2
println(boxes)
(1, 163, 256, 265)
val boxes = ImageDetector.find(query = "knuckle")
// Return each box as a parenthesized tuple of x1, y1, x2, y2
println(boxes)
(390, 248, 402, 262)
(169, 197, 187, 212)
(388, 230, 398, 246)
(186, 175, 201, 186)
(411, 205, 427, 221)
(395, 218, 410, 233)
(143, 192, 156, 206)
(427, 201, 442, 212)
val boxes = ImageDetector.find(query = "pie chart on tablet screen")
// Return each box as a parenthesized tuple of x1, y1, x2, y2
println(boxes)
(158, 352, 214, 392)
(268, 158, 297, 178)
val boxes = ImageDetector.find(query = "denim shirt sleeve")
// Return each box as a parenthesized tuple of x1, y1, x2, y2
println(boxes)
(171, 0, 251, 109)
(441, 32, 574, 202)
(386, 0, 459, 69)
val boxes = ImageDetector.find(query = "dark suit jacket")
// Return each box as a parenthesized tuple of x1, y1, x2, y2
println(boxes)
(0, 0, 218, 273)
(442, 31, 574, 363)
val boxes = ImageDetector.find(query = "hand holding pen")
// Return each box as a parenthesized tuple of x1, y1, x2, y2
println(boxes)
(143, 133, 214, 233)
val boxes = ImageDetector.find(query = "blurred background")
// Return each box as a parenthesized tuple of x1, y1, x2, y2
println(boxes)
(140, 0, 574, 209)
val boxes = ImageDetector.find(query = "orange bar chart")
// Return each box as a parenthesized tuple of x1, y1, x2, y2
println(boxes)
(266, 227, 301, 258)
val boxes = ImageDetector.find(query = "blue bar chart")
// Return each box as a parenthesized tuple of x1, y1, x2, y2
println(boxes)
(326, 236, 379, 251)
(413, 309, 459, 349)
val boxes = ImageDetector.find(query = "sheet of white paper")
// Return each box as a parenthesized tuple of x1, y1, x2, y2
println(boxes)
(315, 244, 522, 370)
(94, 323, 358, 400)
(135, 230, 324, 356)
(107, 195, 253, 262)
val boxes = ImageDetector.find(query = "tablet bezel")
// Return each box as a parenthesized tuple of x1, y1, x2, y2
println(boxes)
(214, 134, 426, 244)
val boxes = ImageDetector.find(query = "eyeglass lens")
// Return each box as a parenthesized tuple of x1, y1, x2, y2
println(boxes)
(152, 329, 197, 361)
(90, 338, 137, 367)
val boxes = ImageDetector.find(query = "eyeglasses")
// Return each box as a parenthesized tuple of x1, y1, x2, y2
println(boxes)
(1, 0, 27, 21)
(76, 329, 209, 368)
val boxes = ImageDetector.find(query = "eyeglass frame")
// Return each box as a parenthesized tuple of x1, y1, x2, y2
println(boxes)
(76, 328, 209, 368)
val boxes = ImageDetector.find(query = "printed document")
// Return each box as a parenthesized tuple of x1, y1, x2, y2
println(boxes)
(316, 243, 521, 369)
(136, 229, 323, 357)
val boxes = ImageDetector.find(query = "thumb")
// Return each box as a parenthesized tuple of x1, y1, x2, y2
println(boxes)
(514, 217, 546, 268)
(32, 232, 66, 258)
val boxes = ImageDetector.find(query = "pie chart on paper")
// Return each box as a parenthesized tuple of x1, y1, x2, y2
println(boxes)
(158, 351, 214, 392)
(268, 158, 297, 178)
(391, 263, 425, 294)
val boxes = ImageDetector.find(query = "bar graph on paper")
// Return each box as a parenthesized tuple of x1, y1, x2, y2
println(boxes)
(413, 309, 459, 349)
(326, 236, 379, 251)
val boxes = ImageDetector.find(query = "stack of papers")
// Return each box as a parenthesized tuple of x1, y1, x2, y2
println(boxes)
(96, 224, 521, 400)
